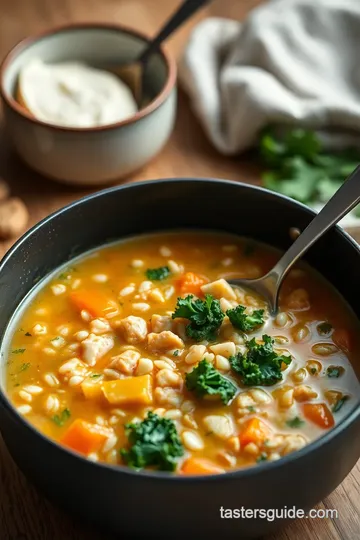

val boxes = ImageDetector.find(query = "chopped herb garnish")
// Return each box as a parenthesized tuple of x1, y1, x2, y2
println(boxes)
(172, 294, 224, 341)
(90, 373, 102, 379)
(332, 395, 349, 413)
(13, 383, 20, 387)
(286, 416, 305, 428)
(145, 266, 171, 281)
(227, 305, 265, 332)
(173, 350, 180, 357)
(120, 412, 184, 471)
(230, 335, 291, 386)
(327, 366, 343, 378)
(12, 349, 26, 354)
(310, 367, 317, 375)
(205, 431, 214, 436)
(317, 322, 333, 336)
(51, 337, 60, 342)
(52, 408, 71, 426)
(25, 332, 32, 337)
(248, 406, 256, 413)
(257, 453, 268, 462)
(19, 362, 30, 372)
(185, 359, 236, 405)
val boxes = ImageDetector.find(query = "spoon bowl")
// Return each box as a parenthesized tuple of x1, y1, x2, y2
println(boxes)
(228, 164, 360, 314)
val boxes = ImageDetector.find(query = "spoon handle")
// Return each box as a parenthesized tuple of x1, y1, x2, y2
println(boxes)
(139, 0, 212, 63)
(272, 164, 360, 282)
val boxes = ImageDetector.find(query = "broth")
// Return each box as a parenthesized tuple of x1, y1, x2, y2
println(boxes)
(5, 231, 360, 474)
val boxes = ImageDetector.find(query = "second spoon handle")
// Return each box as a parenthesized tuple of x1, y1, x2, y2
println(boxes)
(139, 0, 212, 63)
(272, 164, 360, 282)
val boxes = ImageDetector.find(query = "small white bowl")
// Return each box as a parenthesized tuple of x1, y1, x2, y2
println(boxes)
(0, 23, 177, 185)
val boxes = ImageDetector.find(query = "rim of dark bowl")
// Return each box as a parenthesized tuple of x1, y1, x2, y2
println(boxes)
(0, 177, 359, 481)
(0, 22, 177, 133)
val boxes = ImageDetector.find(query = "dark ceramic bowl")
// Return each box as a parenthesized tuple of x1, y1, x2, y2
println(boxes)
(0, 179, 359, 539)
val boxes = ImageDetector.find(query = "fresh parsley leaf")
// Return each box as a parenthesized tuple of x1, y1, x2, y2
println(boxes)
(316, 177, 343, 203)
(230, 335, 291, 386)
(13, 383, 20, 387)
(12, 349, 25, 354)
(284, 128, 322, 161)
(52, 408, 71, 427)
(263, 157, 325, 203)
(317, 322, 333, 336)
(286, 416, 305, 428)
(248, 406, 256, 413)
(256, 453, 268, 463)
(327, 366, 344, 378)
(145, 266, 171, 281)
(185, 359, 236, 405)
(173, 350, 180, 357)
(332, 395, 349, 413)
(120, 412, 184, 471)
(310, 367, 317, 375)
(25, 332, 32, 337)
(314, 152, 360, 177)
(227, 305, 264, 332)
(90, 373, 102, 379)
(51, 337, 60, 342)
(258, 127, 360, 208)
(172, 294, 224, 341)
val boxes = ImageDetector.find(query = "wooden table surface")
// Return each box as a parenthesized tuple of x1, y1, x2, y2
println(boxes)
(0, 1, 359, 539)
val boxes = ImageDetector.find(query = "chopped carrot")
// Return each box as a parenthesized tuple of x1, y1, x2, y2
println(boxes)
(177, 272, 209, 296)
(239, 417, 272, 447)
(70, 289, 118, 319)
(102, 374, 153, 406)
(60, 419, 112, 455)
(181, 457, 225, 475)
(303, 403, 334, 429)
(332, 329, 350, 353)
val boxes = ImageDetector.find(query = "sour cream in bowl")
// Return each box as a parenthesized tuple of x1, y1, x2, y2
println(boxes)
(0, 24, 177, 185)
(17, 58, 138, 128)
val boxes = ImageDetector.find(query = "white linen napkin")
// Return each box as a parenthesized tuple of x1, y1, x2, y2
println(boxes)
(180, 0, 360, 229)
(181, 0, 360, 155)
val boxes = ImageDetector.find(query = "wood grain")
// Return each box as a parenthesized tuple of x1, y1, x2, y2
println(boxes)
(0, 1, 358, 539)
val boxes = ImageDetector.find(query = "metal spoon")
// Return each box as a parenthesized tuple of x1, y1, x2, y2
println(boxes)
(228, 165, 360, 315)
(105, 0, 212, 106)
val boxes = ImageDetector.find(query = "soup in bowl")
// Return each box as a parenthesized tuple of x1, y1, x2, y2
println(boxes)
(6, 231, 360, 474)
(0, 179, 359, 538)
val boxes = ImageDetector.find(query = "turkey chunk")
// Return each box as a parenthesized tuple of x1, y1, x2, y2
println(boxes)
(147, 331, 185, 353)
(201, 279, 236, 301)
(203, 415, 234, 440)
(81, 333, 114, 367)
(151, 314, 173, 333)
(109, 349, 141, 375)
(118, 316, 148, 344)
